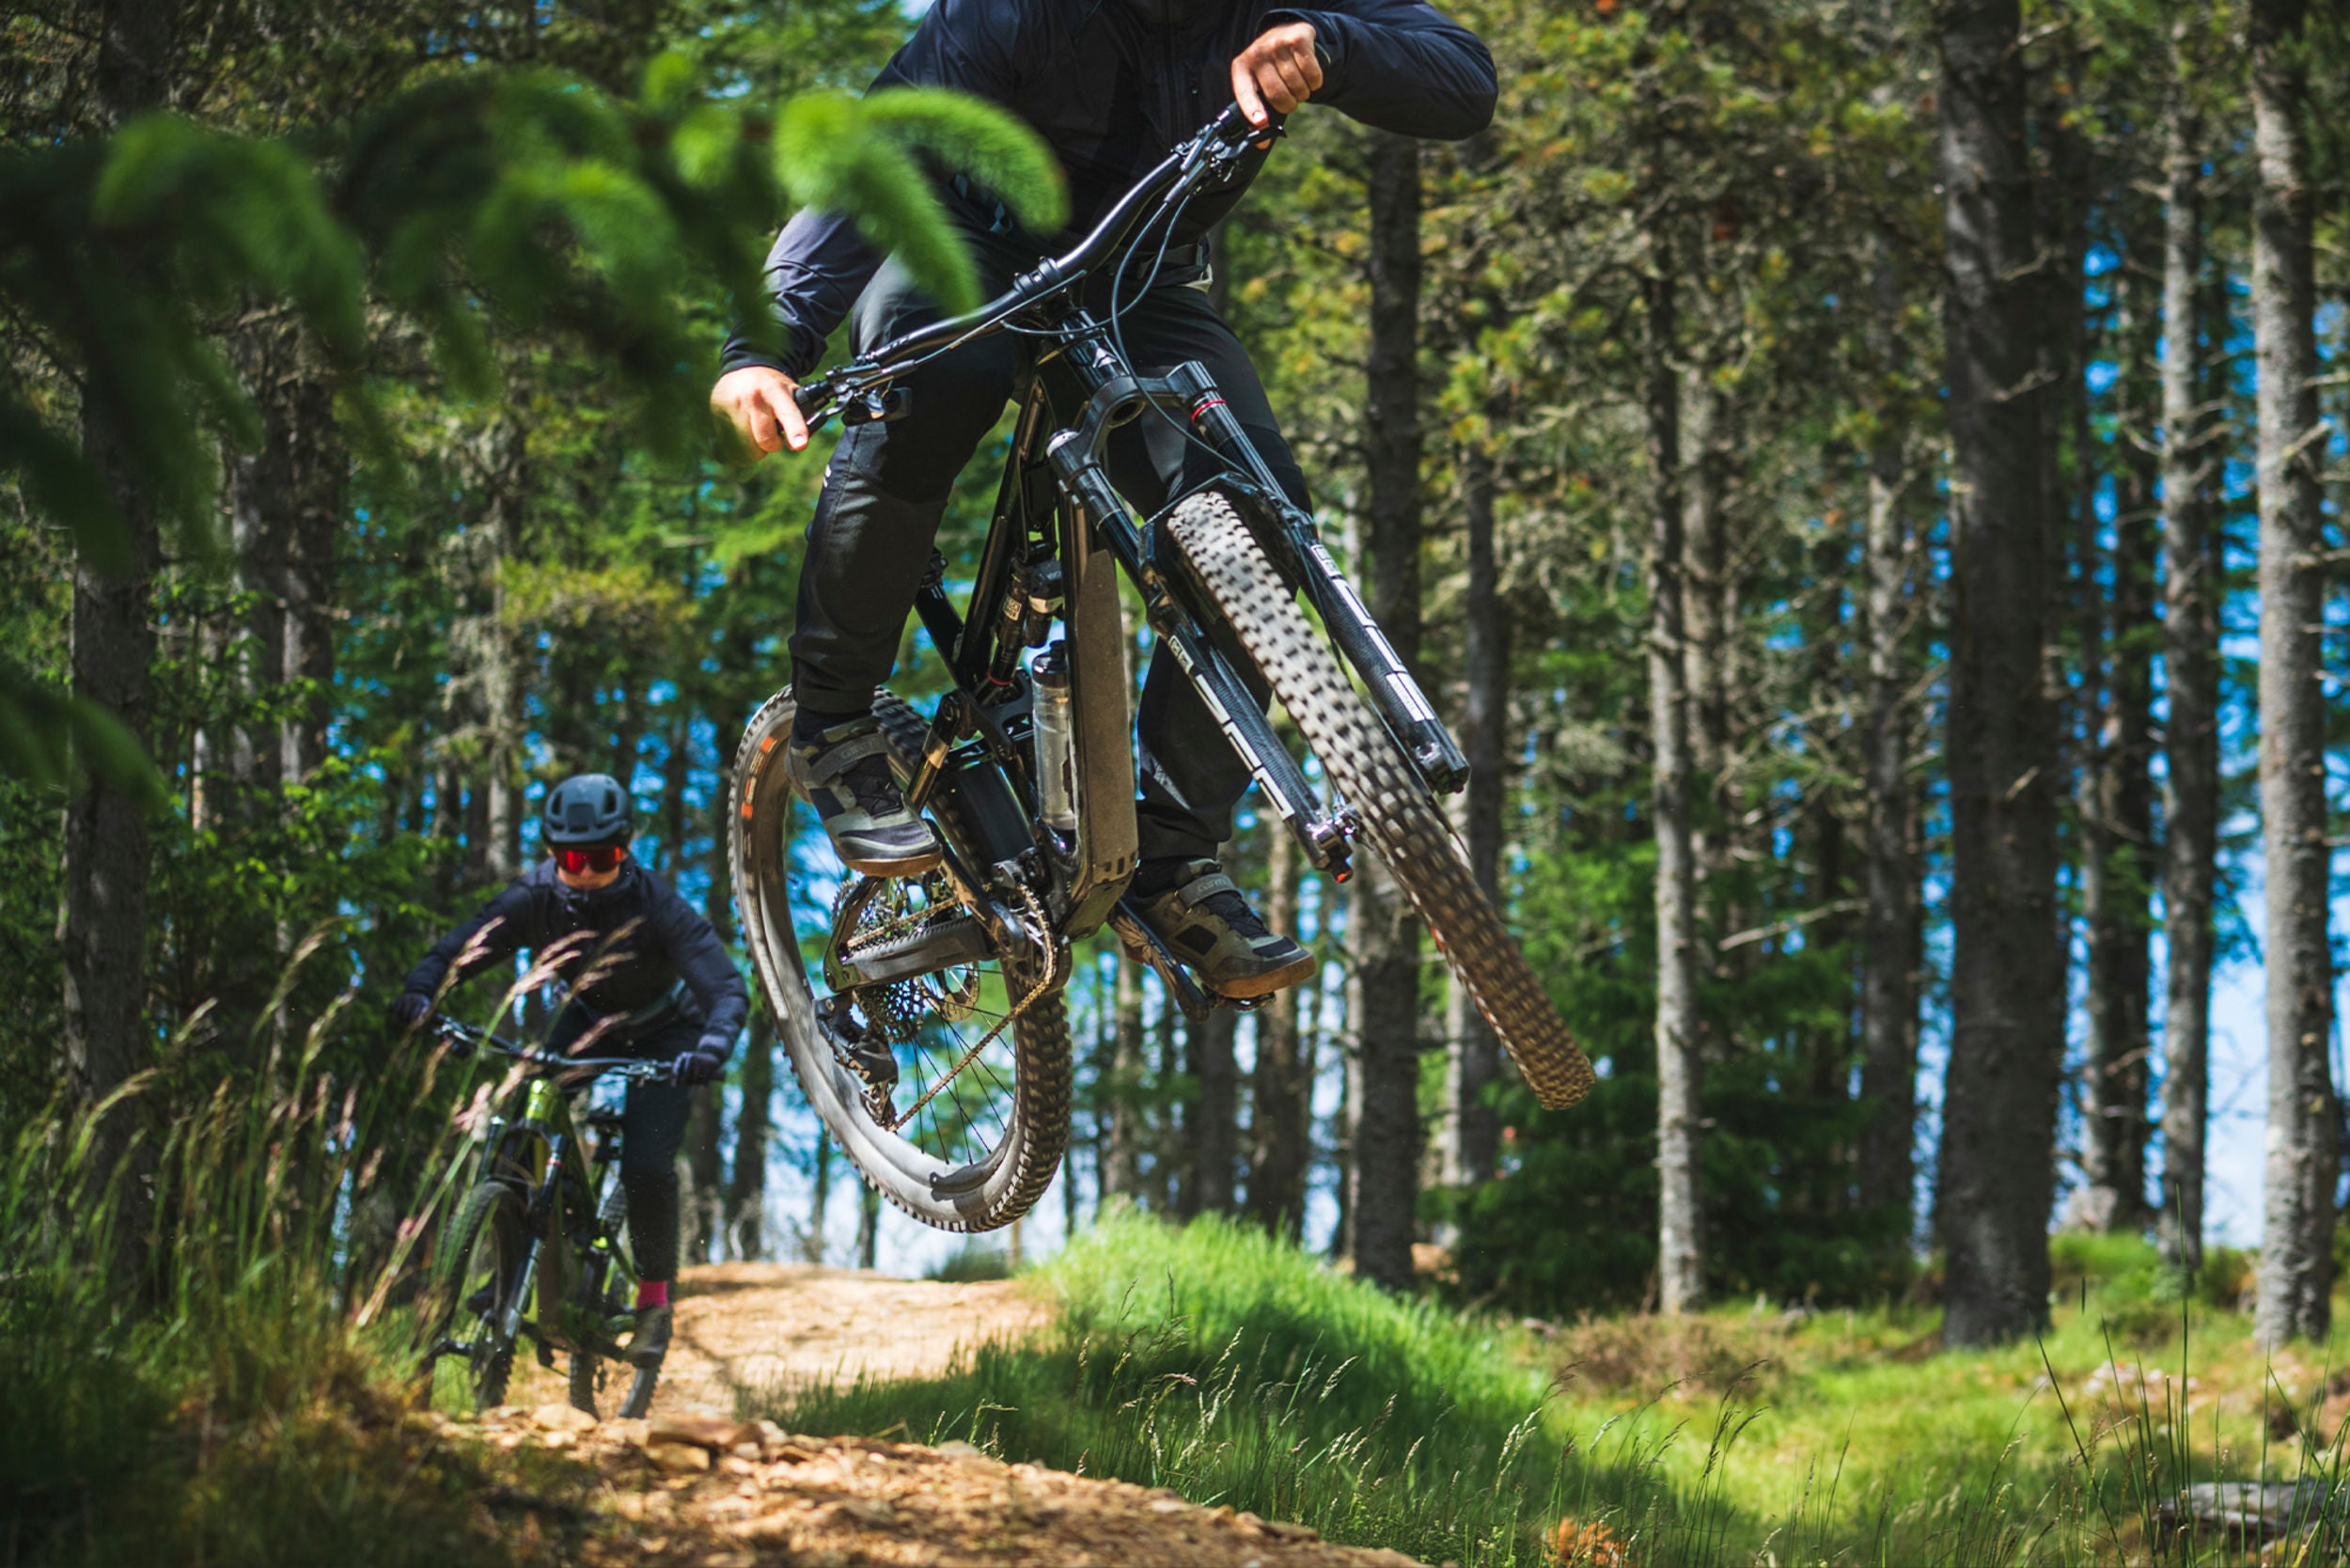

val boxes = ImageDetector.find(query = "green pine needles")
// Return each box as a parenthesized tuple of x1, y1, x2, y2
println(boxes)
(1, 43, 1062, 795)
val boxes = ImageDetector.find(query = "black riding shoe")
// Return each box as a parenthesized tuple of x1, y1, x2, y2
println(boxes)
(627, 1303, 672, 1368)
(1129, 858, 1314, 1000)
(786, 714, 943, 875)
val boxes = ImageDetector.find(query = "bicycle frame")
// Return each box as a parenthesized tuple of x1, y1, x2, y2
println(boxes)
(447, 1035, 651, 1361)
(798, 105, 1469, 1004)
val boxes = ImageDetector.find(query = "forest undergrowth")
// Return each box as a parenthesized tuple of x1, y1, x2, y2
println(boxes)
(762, 1215, 2350, 1568)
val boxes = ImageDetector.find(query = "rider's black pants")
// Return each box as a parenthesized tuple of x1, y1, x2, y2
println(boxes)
(790, 224, 1312, 867)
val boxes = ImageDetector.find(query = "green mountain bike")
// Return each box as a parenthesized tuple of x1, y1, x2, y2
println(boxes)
(422, 1017, 666, 1419)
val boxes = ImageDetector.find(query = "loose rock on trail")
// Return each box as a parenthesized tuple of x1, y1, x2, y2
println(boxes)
(462, 1262, 1426, 1567)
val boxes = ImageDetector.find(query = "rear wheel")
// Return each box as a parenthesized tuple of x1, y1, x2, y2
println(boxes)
(568, 1185, 660, 1419)
(730, 687, 1072, 1233)
(431, 1181, 529, 1413)
(1169, 492, 1595, 1110)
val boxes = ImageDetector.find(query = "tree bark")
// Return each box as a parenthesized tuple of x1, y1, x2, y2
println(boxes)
(855, 1178, 880, 1270)
(1248, 819, 1312, 1236)
(61, 0, 183, 1284)
(1347, 130, 1426, 1294)
(1445, 444, 1507, 1189)
(807, 1125, 831, 1264)
(1857, 237, 1920, 1235)
(2081, 264, 2160, 1235)
(1105, 952, 1146, 1202)
(727, 1007, 774, 1260)
(476, 416, 527, 883)
(2157, 39, 2216, 1276)
(1191, 1005, 1239, 1216)
(1644, 259, 1704, 1316)
(2248, 0, 2336, 1347)
(1934, 0, 2066, 1346)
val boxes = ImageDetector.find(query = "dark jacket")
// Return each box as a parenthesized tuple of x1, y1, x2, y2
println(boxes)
(721, 0, 1496, 380)
(402, 859, 748, 1063)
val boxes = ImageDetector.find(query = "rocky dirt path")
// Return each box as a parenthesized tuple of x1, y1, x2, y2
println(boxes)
(465, 1262, 1427, 1568)
(509, 1262, 1049, 1419)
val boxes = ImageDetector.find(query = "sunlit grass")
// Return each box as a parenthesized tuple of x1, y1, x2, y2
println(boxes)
(757, 1212, 2350, 1567)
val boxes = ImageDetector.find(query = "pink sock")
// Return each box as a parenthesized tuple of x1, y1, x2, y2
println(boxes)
(636, 1279, 670, 1309)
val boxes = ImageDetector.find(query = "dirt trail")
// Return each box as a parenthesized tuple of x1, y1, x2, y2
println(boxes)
(510, 1262, 1049, 1419)
(465, 1262, 1426, 1567)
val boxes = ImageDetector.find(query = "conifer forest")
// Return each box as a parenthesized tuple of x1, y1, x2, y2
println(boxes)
(3, 0, 2350, 1560)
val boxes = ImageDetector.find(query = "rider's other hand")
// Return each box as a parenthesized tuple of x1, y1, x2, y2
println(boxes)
(1231, 22, 1321, 128)
(390, 990, 433, 1029)
(710, 366, 808, 461)
(670, 1048, 724, 1088)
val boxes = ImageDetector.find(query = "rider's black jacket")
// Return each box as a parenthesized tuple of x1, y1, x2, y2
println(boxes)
(401, 859, 748, 1062)
(720, 0, 1496, 381)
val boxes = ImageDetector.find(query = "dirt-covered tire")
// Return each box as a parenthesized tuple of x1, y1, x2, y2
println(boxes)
(728, 685, 1071, 1233)
(433, 1181, 527, 1412)
(569, 1350, 659, 1419)
(1169, 493, 1595, 1110)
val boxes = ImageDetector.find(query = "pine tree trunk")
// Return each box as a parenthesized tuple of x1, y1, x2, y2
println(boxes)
(727, 1008, 774, 1260)
(807, 1126, 831, 1264)
(1347, 130, 1425, 1294)
(1644, 260, 1704, 1316)
(1192, 1007, 1239, 1215)
(477, 416, 526, 883)
(2248, 0, 2336, 1347)
(61, 0, 182, 1287)
(1446, 444, 1506, 1187)
(1105, 953, 1145, 1202)
(682, 1085, 724, 1264)
(2082, 265, 2160, 1236)
(1248, 821, 1311, 1235)
(1935, 0, 2066, 1346)
(2157, 42, 2216, 1275)
(856, 1180, 880, 1270)
(1857, 237, 1920, 1236)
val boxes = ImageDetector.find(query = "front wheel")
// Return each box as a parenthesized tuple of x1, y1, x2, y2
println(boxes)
(431, 1181, 529, 1413)
(1168, 492, 1594, 1111)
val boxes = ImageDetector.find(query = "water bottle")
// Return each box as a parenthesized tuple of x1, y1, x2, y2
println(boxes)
(1031, 643, 1078, 835)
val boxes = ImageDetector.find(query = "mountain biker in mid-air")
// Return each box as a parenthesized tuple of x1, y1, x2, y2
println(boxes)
(710, 0, 1496, 1002)
(390, 774, 749, 1367)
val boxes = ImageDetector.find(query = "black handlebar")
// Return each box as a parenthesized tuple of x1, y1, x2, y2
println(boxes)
(432, 1015, 667, 1079)
(791, 102, 1281, 425)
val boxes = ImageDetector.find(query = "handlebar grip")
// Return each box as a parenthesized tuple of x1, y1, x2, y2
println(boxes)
(792, 381, 830, 416)
(1208, 102, 1286, 146)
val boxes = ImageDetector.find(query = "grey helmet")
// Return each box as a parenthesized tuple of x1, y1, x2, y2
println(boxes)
(542, 773, 633, 845)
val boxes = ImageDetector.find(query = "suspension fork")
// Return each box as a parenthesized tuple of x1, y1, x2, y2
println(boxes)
(1045, 430, 1354, 884)
(1163, 362, 1470, 796)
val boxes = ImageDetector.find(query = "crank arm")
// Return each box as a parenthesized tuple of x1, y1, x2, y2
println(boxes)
(1108, 901, 1212, 1024)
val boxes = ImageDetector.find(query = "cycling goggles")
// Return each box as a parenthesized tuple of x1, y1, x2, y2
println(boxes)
(553, 843, 626, 874)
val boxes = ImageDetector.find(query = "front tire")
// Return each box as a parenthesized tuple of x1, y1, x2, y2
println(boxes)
(432, 1181, 528, 1413)
(1168, 492, 1595, 1111)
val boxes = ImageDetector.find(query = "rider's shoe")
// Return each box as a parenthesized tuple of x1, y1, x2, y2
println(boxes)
(1128, 858, 1314, 1000)
(626, 1303, 672, 1368)
(786, 713, 943, 876)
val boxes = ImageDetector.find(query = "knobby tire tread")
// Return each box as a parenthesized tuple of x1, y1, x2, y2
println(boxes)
(1168, 494, 1595, 1110)
(438, 1181, 525, 1412)
(728, 687, 1070, 1233)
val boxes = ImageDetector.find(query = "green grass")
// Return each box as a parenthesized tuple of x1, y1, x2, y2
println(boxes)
(0, 996, 597, 1567)
(756, 1214, 2350, 1567)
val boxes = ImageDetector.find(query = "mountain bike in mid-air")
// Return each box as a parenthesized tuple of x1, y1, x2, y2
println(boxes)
(730, 103, 1594, 1239)
(421, 1017, 666, 1419)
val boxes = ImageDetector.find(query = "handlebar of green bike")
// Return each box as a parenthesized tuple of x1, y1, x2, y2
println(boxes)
(431, 1015, 669, 1080)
